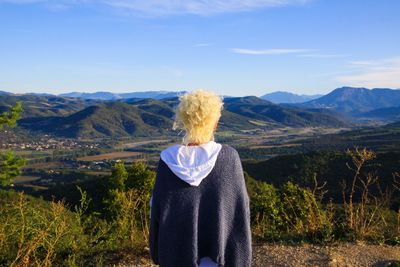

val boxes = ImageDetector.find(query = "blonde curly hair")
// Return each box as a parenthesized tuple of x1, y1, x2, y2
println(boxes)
(173, 89, 224, 145)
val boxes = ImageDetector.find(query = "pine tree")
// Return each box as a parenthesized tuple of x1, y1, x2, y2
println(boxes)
(126, 161, 155, 198)
(109, 160, 128, 191)
(103, 160, 128, 219)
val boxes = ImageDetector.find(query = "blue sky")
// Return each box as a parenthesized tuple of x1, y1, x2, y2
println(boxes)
(1, 0, 400, 96)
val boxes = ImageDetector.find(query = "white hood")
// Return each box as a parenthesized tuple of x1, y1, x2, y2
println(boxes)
(160, 141, 222, 186)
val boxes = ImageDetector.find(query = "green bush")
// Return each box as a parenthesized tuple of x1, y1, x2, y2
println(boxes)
(249, 176, 332, 242)
(102, 160, 155, 246)
(250, 181, 284, 240)
(280, 181, 328, 235)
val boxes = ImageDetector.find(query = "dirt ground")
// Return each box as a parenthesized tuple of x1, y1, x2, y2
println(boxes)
(114, 242, 400, 267)
(251, 242, 399, 267)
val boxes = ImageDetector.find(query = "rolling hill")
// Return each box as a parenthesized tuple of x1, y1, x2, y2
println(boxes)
(18, 102, 173, 138)
(356, 106, 400, 121)
(14, 95, 349, 138)
(224, 96, 347, 127)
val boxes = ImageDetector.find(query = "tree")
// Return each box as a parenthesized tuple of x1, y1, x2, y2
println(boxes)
(0, 102, 22, 129)
(126, 161, 155, 198)
(126, 161, 155, 242)
(0, 102, 24, 186)
(103, 160, 155, 238)
(0, 152, 25, 186)
(108, 160, 128, 191)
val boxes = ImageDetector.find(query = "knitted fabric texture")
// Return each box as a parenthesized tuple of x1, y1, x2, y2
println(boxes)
(149, 144, 252, 267)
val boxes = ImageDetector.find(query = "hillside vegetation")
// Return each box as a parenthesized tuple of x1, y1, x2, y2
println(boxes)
(243, 149, 400, 207)
(1, 149, 399, 266)
(18, 102, 173, 138)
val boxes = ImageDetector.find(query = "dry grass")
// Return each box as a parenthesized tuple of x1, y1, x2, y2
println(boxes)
(1, 192, 77, 267)
(341, 147, 398, 240)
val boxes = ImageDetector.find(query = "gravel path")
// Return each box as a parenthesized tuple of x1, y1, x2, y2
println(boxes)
(114, 242, 400, 267)
(251, 242, 399, 267)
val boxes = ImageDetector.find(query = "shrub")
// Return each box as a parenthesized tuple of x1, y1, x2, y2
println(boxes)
(281, 181, 328, 236)
(102, 161, 155, 246)
(250, 181, 283, 240)
(249, 177, 331, 242)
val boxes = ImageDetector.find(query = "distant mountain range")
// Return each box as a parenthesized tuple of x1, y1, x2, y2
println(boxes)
(2, 86, 400, 138)
(300, 87, 400, 115)
(0, 93, 101, 118)
(59, 90, 187, 100)
(0, 91, 11, 95)
(260, 91, 322, 104)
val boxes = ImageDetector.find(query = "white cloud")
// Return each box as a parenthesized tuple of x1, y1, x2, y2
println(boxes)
(103, 0, 311, 16)
(0, 0, 311, 15)
(297, 53, 345, 58)
(337, 57, 400, 88)
(231, 48, 309, 55)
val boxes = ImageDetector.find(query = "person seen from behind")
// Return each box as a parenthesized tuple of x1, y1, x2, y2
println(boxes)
(149, 89, 252, 267)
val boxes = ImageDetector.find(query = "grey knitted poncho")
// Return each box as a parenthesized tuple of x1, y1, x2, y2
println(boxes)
(149, 144, 252, 267)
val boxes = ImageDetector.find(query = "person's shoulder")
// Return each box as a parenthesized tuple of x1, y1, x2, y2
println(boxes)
(217, 145, 244, 184)
(219, 144, 240, 160)
(220, 143, 238, 153)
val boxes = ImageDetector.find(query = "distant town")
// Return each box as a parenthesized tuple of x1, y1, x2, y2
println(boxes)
(0, 131, 100, 151)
